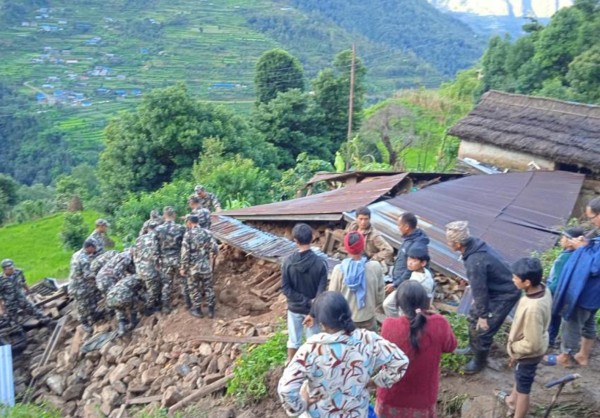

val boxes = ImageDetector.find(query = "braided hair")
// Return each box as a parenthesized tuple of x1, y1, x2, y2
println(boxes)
(395, 281, 430, 352)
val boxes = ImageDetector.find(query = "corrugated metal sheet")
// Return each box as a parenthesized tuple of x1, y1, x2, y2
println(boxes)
(306, 171, 404, 185)
(221, 173, 411, 221)
(211, 215, 339, 271)
(346, 171, 585, 280)
(0, 344, 15, 407)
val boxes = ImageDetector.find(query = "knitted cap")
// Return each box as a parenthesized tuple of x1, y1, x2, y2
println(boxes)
(344, 231, 365, 255)
(446, 220, 470, 243)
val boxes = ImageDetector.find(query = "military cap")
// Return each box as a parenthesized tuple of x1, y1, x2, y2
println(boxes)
(83, 239, 98, 248)
(1, 259, 14, 268)
(186, 214, 200, 224)
(194, 184, 205, 192)
(163, 206, 176, 217)
(147, 219, 160, 229)
(189, 195, 201, 204)
(96, 218, 110, 227)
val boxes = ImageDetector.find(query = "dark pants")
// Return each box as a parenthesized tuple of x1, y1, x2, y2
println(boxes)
(468, 296, 519, 353)
(548, 312, 562, 346)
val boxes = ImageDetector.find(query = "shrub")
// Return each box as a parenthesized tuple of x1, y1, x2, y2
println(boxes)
(0, 403, 61, 418)
(60, 212, 88, 250)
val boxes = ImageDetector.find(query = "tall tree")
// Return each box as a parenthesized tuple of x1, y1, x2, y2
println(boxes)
(254, 49, 305, 105)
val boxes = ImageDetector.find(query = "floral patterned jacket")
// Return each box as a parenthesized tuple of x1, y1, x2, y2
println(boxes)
(278, 328, 409, 417)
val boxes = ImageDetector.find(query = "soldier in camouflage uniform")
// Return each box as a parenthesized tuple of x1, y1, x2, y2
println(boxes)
(195, 185, 222, 213)
(188, 198, 212, 229)
(69, 239, 101, 333)
(87, 218, 110, 255)
(95, 249, 135, 296)
(90, 250, 119, 278)
(139, 210, 163, 236)
(105, 274, 145, 336)
(180, 213, 219, 318)
(155, 206, 187, 313)
(133, 220, 161, 315)
(0, 259, 51, 326)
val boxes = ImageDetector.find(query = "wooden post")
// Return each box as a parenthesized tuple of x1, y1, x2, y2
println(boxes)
(345, 43, 356, 171)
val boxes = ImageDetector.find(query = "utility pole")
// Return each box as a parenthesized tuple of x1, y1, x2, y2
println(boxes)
(345, 43, 356, 171)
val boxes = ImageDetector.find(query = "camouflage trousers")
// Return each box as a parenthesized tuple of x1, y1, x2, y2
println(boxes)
(106, 293, 143, 323)
(188, 272, 215, 310)
(72, 282, 102, 325)
(3, 296, 46, 326)
(159, 262, 182, 307)
(137, 263, 161, 309)
(96, 274, 118, 296)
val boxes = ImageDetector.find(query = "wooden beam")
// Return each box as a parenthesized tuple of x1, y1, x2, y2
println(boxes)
(126, 394, 162, 405)
(167, 374, 233, 416)
(188, 335, 268, 345)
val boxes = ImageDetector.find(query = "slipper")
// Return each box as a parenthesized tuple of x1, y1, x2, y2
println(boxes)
(493, 390, 515, 415)
(542, 354, 558, 366)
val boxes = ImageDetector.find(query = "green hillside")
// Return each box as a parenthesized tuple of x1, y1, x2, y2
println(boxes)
(0, 211, 103, 284)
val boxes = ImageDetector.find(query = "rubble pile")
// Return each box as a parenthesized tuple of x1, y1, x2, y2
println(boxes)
(434, 274, 467, 304)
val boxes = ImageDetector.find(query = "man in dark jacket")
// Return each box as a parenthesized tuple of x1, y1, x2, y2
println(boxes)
(282, 223, 328, 364)
(446, 220, 521, 374)
(383, 212, 430, 316)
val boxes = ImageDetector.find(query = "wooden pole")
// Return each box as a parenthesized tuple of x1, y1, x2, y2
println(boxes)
(345, 44, 356, 171)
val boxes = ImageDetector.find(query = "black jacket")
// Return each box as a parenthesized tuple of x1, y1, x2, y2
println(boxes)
(281, 250, 328, 315)
(462, 237, 521, 318)
(392, 228, 430, 287)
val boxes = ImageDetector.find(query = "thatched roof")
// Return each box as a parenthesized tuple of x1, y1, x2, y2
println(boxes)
(448, 91, 600, 170)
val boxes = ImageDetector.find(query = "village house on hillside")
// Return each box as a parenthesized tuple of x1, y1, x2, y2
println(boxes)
(448, 90, 600, 176)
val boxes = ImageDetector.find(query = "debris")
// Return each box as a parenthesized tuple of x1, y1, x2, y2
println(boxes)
(167, 374, 233, 415)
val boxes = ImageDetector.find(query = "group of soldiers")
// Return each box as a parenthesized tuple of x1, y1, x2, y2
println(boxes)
(69, 185, 221, 336)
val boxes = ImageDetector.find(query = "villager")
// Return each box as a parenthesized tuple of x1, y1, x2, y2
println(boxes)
(194, 184, 222, 212)
(87, 218, 110, 254)
(446, 220, 520, 374)
(0, 259, 52, 327)
(328, 231, 385, 331)
(345, 206, 393, 267)
(376, 281, 457, 418)
(496, 257, 551, 418)
(383, 212, 430, 317)
(278, 291, 409, 417)
(547, 197, 600, 367)
(69, 239, 102, 333)
(155, 206, 186, 313)
(133, 220, 161, 315)
(180, 214, 219, 318)
(139, 209, 162, 236)
(106, 274, 145, 337)
(281, 223, 328, 365)
(546, 226, 585, 347)
(406, 245, 435, 299)
(95, 249, 135, 296)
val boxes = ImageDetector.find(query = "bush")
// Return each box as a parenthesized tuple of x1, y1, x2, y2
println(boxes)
(60, 212, 88, 250)
(440, 312, 469, 374)
(0, 403, 61, 418)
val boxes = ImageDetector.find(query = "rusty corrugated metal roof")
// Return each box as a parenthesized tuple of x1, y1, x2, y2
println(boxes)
(221, 173, 410, 221)
(346, 171, 585, 280)
(211, 215, 339, 270)
(306, 171, 404, 185)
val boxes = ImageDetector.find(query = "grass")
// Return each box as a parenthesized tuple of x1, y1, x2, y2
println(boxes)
(0, 403, 61, 418)
(0, 211, 105, 284)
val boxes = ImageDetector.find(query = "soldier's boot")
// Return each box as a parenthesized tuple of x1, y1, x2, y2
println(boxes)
(130, 312, 139, 330)
(454, 345, 474, 356)
(462, 350, 488, 375)
(117, 320, 128, 337)
(207, 306, 215, 319)
(190, 308, 204, 318)
(184, 293, 192, 309)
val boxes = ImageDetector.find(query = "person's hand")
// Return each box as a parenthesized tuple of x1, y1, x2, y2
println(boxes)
(384, 284, 395, 294)
(179, 269, 186, 277)
(303, 315, 314, 328)
(508, 358, 515, 368)
(476, 317, 489, 331)
(301, 384, 321, 406)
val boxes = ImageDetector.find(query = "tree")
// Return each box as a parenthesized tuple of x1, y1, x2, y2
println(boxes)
(479, 35, 511, 93)
(272, 153, 334, 200)
(567, 46, 600, 103)
(254, 49, 305, 105)
(61, 212, 89, 251)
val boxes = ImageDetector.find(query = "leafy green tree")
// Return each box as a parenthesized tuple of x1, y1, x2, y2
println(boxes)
(272, 153, 334, 200)
(567, 46, 600, 103)
(254, 49, 305, 105)
(0, 174, 19, 207)
(61, 212, 89, 251)
(479, 35, 511, 92)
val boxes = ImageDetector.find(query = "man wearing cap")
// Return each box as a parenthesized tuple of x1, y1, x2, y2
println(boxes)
(194, 185, 222, 213)
(96, 249, 135, 296)
(133, 220, 161, 315)
(328, 231, 385, 330)
(180, 214, 219, 318)
(446, 220, 520, 374)
(88, 218, 111, 254)
(0, 259, 52, 326)
(155, 206, 187, 313)
(69, 239, 102, 333)
(345, 206, 393, 268)
(106, 274, 145, 337)
(139, 210, 163, 236)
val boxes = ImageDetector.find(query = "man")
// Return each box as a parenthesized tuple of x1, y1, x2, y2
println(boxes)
(383, 212, 430, 317)
(106, 274, 145, 337)
(69, 239, 102, 333)
(281, 223, 328, 364)
(155, 206, 187, 313)
(87, 218, 110, 254)
(180, 213, 219, 318)
(133, 220, 161, 315)
(195, 185, 222, 213)
(345, 206, 393, 267)
(446, 220, 520, 374)
(329, 232, 384, 330)
(139, 210, 162, 236)
(95, 249, 135, 296)
(0, 259, 52, 326)
(90, 250, 119, 279)
(549, 197, 600, 367)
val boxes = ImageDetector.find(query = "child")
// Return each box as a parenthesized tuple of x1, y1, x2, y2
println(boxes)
(497, 257, 551, 418)
(546, 226, 585, 347)
(406, 245, 435, 300)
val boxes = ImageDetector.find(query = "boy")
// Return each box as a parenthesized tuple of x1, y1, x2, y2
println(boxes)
(406, 245, 435, 300)
(500, 257, 551, 418)
(547, 226, 585, 347)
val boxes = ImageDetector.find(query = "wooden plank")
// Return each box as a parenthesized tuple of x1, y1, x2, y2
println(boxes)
(188, 335, 268, 345)
(115, 404, 127, 418)
(433, 301, 458, 313)
(33, 290, 68, 307)
(126, 394, 162, 405)
(167, 374, 233, 416)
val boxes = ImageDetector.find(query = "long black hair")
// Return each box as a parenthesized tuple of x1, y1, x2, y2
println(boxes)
(395, 281, 430, 351)
(312, 291, 356, 334)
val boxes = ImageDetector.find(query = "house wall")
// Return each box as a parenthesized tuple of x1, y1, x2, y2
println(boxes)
(458, 141, 556, 171)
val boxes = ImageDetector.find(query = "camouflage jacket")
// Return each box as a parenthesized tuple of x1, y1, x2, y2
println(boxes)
(90, 250, 119, 277)
(87, 230, 107, 254)
(139, 218, 163, 236)
(198, 192, 222, 212)
(96, 251, 134, 291)
(0, 270, 27, 305)
(156, 220, 186, 260)
(133, 231, 159, 265)
(68, 250, 96, 291)
(180, 226, 219, 275)
(106, 274, 143, 307)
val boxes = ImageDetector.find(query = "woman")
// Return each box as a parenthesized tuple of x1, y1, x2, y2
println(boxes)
(278, 291, 409, 417)
(376, 281, 457, 418)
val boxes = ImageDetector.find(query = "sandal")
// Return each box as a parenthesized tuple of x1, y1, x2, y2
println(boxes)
(493, 390, 515, 415)
(542, 353, 580, 368)
(542, 353, 558, 366)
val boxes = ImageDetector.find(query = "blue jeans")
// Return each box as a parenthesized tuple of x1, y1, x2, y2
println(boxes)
(287, 310, 320, 349)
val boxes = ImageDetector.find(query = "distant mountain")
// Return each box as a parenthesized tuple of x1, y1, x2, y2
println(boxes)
(428, 0, 573, 17)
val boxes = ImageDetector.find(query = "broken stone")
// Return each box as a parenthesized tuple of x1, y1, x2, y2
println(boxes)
(112, 380, 127, 394)
(106, 345, 124, 363)
(63, 383, 85, 401)
(206, 356, 219, 375)
(92, 364, 109, 379)
(82, 381, 102, 401)
(109, 363, 133, 385)
(43, 394, 65, 410)
(204, 373, 224, 385)
(143, 349, 158, 363)
(31, 364, 55, 379)
(46, 373, 66, 396)
(161, 386, 183, 408)
(156, 352, 168, 365)
(127, 383, 148, 394)
(141, 367, 160, 386)
(198, 343, 212, 357)
(217, 355, 230, 372)
(175, 363, 191, 377)
(461, 395, 499, 418)
(100, 385, 119, 413)
(62, 401, 77, 416)
(82, 401, 103, 418)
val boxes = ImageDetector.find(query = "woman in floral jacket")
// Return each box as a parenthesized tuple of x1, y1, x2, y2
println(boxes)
(278, 291, 409, 417)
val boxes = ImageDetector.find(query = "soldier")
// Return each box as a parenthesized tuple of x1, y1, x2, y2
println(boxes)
(95, 249, 135, 296)
(87, 219, 110, 254)
(188, 198, 212, 229)
(69, 239, 101, 333)
(90, 250, 119, 278)
(133, 220, 161, 315)
(106, 274, 145, 336)
(180, 213, 219, 318)
(194, 185, 222, 213)
(0, 259, 52, 326)
(139, 210, 163, 236)
(155, 206, 187, 313)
